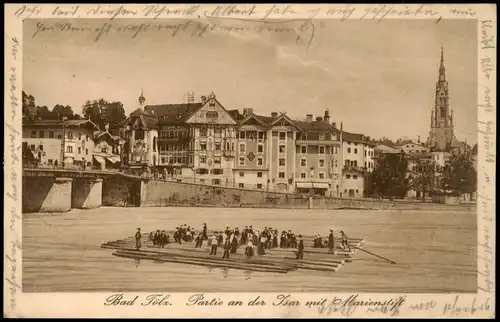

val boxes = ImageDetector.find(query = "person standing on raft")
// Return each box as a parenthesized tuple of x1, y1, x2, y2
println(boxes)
(135, 228, 142, 250)
(328, 229, 335, 253)
(296, 235, 304, 259)
(202, 223, 208, 240)
(245, 240, 254, 259)
(340, 231, 351, 252)
(209, 234, 218, 256)
(222, 238, 231, 259)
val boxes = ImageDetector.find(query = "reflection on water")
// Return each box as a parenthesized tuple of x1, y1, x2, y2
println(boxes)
(23, 206, 476, 293)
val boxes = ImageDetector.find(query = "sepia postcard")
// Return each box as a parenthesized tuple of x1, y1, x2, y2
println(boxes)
(4, 3, 496, 318)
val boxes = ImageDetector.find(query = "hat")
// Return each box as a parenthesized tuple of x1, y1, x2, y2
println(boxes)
(299, 235, 303, 238)
(137, 228, 141, 230)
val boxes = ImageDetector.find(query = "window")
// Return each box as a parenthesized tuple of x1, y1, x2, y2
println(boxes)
(301, 146, 307, 154)
(354, 143, 358, 146)
(239, 143, 245, 153)
(212, 179, 220, 185)
(78, 133, 82, 140)
(48, 159, 53, 165)
(206, 111, 218, 119)
(215, 143, 221, 151)
(365, 161, 367, 168)
(347, 148, 351, 153)
(200, 142, 207, 150)
(257, 157, 263, 166)
(78, 147, 81, 154)
(258, 132, 264, 140)
(257, 184, 263, 189)
(301, 158, 307, 167)
(300, 172, 306, 179)
(85, 149, 88, 155)
(39, 131, 44, 138)
(239, 171, 244, 177)
(278, 172, 285, 178)
(199, 179, 205, 184)
(319, 172, 325, 179)
(257, 144, 264, 153)
(199, 128, 207, 136)
(319, 146, 325, 154)
(279, 145, 286, 153)
(354, 148, 358, 154)
(319, 159, 325, 167)
(66, 146, 73, 153)
(209, 102, 216, 108)
(213, 169, 223, 175)
(346, 174, 351, 179)
(214, 157, 221, 164)
(101, 147, 107, 153)
(200, 156, 207, 164)
(353, 175, 358, 180)
(279, 132, 286, 140)
(30, 144, 35, 150)
(49, 131, 54, 138)
(239, 183, 244, 188)
(31, 131, 36, 138)
(239, 157, 245, 166)
(365, 150, 367, 156)
(257, 172, 263, 178)
(239, 131, 246, 139)
(279, 158, 285, 166)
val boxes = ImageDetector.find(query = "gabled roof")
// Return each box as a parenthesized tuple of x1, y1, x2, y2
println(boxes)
(342, 131, 375, 145)
(375, 144, 400, 154)
(239, 114, 269, 127)
(127, 108, 158, 128)
(144, 103, 200, 125)
(94, 130, 121, 141)
(295, 120, 339, 133)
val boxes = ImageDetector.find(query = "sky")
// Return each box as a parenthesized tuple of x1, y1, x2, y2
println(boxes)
(23, 18, 477, 144)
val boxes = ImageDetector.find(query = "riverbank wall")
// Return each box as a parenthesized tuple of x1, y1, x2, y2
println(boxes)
(138, 179, 475, 212)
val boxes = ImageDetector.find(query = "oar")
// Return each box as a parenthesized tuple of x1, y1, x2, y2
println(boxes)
(351, 246, 396, 264)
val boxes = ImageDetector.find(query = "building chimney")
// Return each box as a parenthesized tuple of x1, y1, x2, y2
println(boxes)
(201, 96, 207, 104)
(332, 122, 337, 128)
(243, 108, 254, 117)
(271, 112, 278, 118)
(306, 114, 313, 123)
(324, 109, 330, 122)
(316, 116, 323, 122)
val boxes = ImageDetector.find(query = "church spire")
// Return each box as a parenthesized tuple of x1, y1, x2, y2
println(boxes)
(439, 46, 446, 81)
(138, 88, 146, 107)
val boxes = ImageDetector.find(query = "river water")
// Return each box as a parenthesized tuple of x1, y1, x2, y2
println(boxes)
(23, 206, 477, 293)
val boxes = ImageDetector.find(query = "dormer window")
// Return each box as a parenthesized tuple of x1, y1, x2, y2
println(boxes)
(209, 102, 216, 108)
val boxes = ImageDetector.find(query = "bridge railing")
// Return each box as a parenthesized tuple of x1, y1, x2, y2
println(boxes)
(23, 163, 121, 173)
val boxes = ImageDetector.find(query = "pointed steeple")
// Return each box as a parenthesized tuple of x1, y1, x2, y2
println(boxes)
(439, 46, 446, 81)
(138, 88, 146, 107)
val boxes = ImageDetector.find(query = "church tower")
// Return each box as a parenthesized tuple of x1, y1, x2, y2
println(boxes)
(426, 47, 457, 151)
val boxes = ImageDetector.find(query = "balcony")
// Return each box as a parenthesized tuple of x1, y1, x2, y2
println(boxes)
(343, 165, 366, 173)
(158, 135, 192, 142)
(223, 150, 236, 157)
(296, 140, 340, 146)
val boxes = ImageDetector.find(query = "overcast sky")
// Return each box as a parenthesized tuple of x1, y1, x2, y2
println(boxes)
(23, 18, 477, 144)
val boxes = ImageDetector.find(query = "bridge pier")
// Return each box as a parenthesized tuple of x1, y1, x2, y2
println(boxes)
(22, 177, 73, 213)
(72, 178, 103, 209)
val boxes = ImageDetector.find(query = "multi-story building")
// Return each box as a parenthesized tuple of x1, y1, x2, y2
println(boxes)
(93, 124, 124, 170)
(294, 110, 342, 196)
(22, 119, 99, 168)
(341, 131, 375, 198)
(233, 108, 270, 190)
(121, 93, 159, 175)
(125, 91, 238, 183)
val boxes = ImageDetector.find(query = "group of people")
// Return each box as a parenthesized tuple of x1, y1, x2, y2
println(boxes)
(133, 224, 351, 262)
(313, 230, 351, 253)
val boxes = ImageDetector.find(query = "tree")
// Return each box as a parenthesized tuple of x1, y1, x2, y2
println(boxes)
(53, 104, 76, 120)
(22, 141, 36, 166)
(82, 99, 126, 129)
(367, 152, 409, 198)
(22, 91, 37, 122)
(441, 154, 477, 194)
(408, 158, 437, 201)
(35, 105, 55, 120)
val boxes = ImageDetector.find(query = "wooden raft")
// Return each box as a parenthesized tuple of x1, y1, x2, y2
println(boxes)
(101, 231, 365, 274)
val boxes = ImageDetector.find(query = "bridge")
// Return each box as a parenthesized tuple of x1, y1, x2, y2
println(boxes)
(22, 165, 154, 213)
